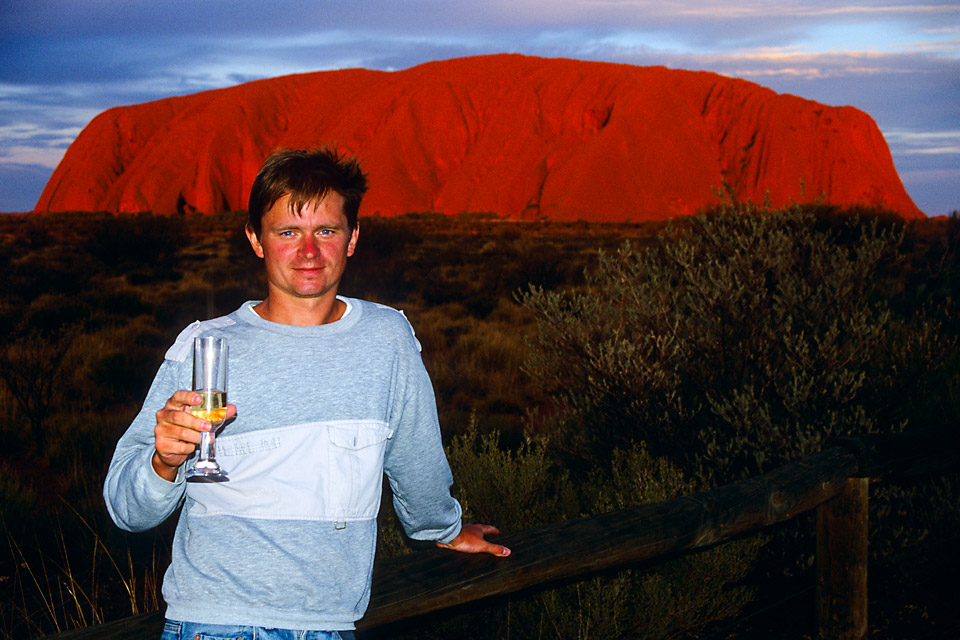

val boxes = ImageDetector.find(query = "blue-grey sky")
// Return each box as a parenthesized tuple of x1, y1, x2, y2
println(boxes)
(1, 0, 957, 215)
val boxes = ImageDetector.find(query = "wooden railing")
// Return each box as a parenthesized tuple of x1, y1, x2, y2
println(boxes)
(46, 424, 958, 640)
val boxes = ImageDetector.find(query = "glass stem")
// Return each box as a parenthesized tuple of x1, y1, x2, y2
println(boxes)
(198, 431, 215, 462)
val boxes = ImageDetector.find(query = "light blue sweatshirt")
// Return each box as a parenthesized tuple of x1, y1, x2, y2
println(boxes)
(103, 299, 463, 630)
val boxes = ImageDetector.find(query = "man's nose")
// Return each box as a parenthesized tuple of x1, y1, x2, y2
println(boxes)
(299, 236, 319, 257)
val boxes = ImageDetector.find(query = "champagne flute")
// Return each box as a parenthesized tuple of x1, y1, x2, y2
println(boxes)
(185, 336, 229, 482)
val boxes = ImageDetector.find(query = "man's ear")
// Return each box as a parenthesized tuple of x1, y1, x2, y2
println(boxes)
(245, 224, 264, 258)
(347, 223, 359, 257)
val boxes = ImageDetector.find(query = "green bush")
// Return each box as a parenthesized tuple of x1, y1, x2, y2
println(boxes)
(520, 201, 958, 484)
(370, 422, 759, 640)
(0, 311, 84, 455)
(85, 212, 184, 273)
(518, 200, 960, 590)
(0, 461, 35, 526)
(3, 209, 955, 637)
(414, 300, 536, 441)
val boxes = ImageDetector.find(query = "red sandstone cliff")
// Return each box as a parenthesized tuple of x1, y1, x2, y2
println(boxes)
(35, 54, 924, 220)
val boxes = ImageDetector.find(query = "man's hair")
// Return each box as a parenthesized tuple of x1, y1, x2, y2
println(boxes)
(247, 147, 368, 237)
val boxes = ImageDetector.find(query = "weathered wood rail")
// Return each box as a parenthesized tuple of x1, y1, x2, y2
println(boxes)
(46, 424, 959, 640)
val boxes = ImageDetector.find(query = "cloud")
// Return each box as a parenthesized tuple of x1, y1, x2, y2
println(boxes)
(0, 0, 957, 214)
(885, 130, 960, 154)
(0, 85, 102, 173)
(0, 145, 67, 168)
(674, 2, 958, 19)
(482, 1, 958, 25)
(905, 38, 960, 51)
(900, 167, 960, 182)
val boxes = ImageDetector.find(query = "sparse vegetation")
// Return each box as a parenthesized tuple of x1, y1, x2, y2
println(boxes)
(520, 201, 959, 483)
(0, 205, 957, 638)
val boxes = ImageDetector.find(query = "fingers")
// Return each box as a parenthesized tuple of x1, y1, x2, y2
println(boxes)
(471, 524, 501, 537)
(467, 539, 511, 557)
(156, 394, 208, 441)
(436, 538, 511, 556)
(156, 391, 237, 437)
(436, 523, 511, 557)
(153, 390, 236, 478)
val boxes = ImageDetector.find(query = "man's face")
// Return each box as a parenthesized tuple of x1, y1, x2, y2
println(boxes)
(245, 192, 358, 304)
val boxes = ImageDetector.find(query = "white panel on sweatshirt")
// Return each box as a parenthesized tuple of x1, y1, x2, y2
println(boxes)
(186, 420, 393, 522)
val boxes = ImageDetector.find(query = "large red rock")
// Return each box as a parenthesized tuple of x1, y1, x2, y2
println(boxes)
(35, 54, 924, 220)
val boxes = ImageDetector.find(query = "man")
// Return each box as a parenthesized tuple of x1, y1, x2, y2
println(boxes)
(103, 148, 510, 640)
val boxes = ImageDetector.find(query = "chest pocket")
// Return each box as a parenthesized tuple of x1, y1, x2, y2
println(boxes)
(186, 420, 393, 522)
(326, 421, 394, 521)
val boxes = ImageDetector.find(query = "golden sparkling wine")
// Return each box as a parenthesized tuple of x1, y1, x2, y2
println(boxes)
(190, 391, 227, 424)
(186, 336, 229, 482)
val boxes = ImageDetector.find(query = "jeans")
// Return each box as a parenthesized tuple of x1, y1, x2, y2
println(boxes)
(162, 619, 355, 640)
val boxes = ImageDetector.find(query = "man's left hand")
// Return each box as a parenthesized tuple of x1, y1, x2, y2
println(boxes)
(436, 523, 511, 557)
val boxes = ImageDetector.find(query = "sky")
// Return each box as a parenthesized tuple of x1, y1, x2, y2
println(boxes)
(0, 0, 957, 216)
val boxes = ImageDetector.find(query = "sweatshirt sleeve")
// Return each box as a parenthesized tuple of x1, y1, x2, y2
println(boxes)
(102, 359, 188, 532)
(381, 322, 462, 544)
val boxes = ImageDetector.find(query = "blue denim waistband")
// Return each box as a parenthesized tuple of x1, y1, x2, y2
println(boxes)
(162, 620, 354, 640)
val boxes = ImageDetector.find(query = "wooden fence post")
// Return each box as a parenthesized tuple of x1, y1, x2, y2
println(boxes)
(816, 476, 869, 640)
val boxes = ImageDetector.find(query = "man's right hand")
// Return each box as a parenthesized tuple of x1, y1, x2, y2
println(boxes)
(152, 390, 237, 482)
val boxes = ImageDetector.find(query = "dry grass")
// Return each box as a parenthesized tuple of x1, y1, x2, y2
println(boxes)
(1, 208, 955, 638)
(3, 210, 651, 637)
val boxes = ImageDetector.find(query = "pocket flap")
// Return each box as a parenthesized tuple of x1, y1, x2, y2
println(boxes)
(328, 422, 393, 450)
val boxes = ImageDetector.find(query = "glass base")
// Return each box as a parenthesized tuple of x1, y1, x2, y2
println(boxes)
(185, 461, 229, 483)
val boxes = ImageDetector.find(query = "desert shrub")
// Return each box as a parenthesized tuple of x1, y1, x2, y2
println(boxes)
(85, 212, 183, 274)
(5, 209, 954, 637)
(340, 215, 421, 303)
(443, 423, 577, 531)
(0, 310, 84, 455)
(86, 318, 169, 405)
(413, 300, 537, 442)
(370, 422, 758, 640)
(0, 503, 168, 640)
(520, 201, 958, 484)
(587, 445, 760, 637)
(0, 461, 36, 526)
(0, 385, 22, 454)
(97, 289, 153, 318)
(519, 201, 960, 589)
(225, 228, 269, 296)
